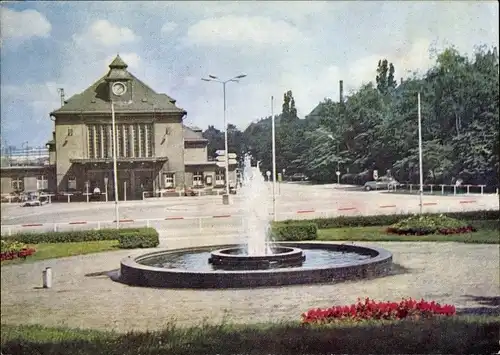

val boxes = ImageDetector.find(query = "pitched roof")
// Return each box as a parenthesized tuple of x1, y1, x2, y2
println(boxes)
(183, 125, 207, 142)
(50, 56, 185, 116)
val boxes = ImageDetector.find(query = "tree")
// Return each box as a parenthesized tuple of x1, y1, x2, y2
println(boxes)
(376, 59, 397, 95)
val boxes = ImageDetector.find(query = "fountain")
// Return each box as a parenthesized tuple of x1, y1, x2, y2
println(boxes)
(207, 155, 306, 270)
(116, 155, 393, 289)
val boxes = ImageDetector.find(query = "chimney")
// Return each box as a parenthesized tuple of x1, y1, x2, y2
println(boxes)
(400, 77, 403, 85)
(339, 80, 344, 103)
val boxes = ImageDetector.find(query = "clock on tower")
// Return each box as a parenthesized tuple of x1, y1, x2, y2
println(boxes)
(105, 54, 132, 102)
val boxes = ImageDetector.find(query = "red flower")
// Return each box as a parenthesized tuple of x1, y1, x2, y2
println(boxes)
(301, 297, 456, 324)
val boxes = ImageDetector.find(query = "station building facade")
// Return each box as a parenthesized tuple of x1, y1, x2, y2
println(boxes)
(1, 55, 236, 200)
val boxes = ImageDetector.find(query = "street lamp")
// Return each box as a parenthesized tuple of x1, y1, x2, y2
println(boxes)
(202, 74, 246, 201)
(327, 134, 341, 183)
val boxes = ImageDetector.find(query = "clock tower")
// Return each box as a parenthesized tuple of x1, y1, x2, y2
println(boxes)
(105, 54, 132, 103)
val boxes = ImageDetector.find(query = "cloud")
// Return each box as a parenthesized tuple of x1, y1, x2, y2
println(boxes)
(72, 19, 138, 47)
(0, 7, 51, 39)
(161, 21, 178, 34)
(185, 15, 304, 46)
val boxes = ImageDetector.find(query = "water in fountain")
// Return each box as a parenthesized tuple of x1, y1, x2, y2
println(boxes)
(240, 154, 273, 256)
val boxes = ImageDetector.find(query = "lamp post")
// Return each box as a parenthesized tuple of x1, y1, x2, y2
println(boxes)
(111, 102, 119, 228)
(202, 74, 246, 201)
(417, 92, 424, 214)
(271, 96, 277, 221)
(327, 134, 341, 183)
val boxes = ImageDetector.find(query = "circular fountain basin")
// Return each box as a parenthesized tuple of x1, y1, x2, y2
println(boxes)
(118, 242, 393, 289)
(209, 246, 306, 270)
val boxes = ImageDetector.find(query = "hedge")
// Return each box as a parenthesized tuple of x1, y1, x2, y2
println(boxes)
(2, 228, 159, 249)
(118, 229, 159, 249)
(272, 223, 318, 241)
(279, 210, 499, 229)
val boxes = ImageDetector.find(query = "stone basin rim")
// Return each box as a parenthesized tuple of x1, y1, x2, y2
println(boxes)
(121, 242, 392, 275)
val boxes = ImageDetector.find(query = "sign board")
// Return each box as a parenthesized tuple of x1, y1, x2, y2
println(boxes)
(266, 171, 271, 177)
(336, 171, 341, 176)
(227, 153, 237, 159)
(216, 156, 226, 162)
(216, 159, 237, 167)
(278, 173, 282, 182)
(373, 170, 378, 180)
(215, 150, 225, 156)
(104, 177, 109, 185)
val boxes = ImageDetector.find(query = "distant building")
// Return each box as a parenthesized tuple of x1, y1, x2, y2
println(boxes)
(0, 55, 237, 200)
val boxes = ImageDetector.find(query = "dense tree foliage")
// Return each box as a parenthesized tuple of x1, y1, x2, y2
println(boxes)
(202, 46, 499, 186)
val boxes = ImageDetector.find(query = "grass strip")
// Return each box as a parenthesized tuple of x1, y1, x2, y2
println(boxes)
(1, 240, 119, 265)
(2, 316, 499, 355)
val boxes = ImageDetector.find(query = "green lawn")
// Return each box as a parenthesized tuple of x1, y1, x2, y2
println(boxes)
(1, 240, 119, 266)
(318, 220, 499, 244)
(2, 316, 499, 355)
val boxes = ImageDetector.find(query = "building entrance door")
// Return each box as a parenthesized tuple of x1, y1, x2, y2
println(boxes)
(117, 171, 131, 201)
(134, 172, 154, 200)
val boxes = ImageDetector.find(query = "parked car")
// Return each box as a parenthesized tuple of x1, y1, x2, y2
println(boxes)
(20, 193, 48, 207)
(290, 173, 308, 181)
(363, 177, 400, 191)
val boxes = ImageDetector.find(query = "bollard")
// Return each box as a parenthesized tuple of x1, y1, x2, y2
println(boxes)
(409, 184, 412, 193)
(466, 185, 470, 195)
(453, 186, 457, 195)
(441, 184, 445, 195)
(42, 267, 52, 288)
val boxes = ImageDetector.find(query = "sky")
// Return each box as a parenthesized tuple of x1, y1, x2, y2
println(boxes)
(1, 1, 498, 147)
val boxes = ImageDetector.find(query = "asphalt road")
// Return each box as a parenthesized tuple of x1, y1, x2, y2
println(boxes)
(1, 183, 497, 235)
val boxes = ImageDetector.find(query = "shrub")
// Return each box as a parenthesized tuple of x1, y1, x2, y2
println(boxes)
(118, 229, 159, 249)
(301, 297, 456, 324)
(280, 210, 499, 229)
(272, 223, 318, 241)
(386, 214, 476, 235)
(1, 240, 36, 261)
(3, 228, 159, 249)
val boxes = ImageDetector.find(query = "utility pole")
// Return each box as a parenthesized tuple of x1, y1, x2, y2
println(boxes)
(111, 102, 120, 228)
(418, 92, 424, 214)
(271, 96, 277, 222)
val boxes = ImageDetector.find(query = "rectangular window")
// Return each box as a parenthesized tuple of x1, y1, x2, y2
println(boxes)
(145, 124, 153, 157)
(36, 175, 48, 190)
(88, 125, 95, 159)
(86, 123, 153, 159)
(123, 125, 129, 158)
(12, 178, 24, 192)
(97, 125, 103, 158)
(139, 124, 146, 158)
(164, 173, 175, 188)
(67, 176, 77, 190)
(134, 124, 141, 158)
(215, 170, 225, 186)
(116, 124, 123, 158)
(193, 171, 203, 187)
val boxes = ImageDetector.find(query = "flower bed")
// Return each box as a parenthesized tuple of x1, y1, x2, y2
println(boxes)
(386, 214, 476, 235)
(1, 240, 36, 261)
(301, 297, 456, 324)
